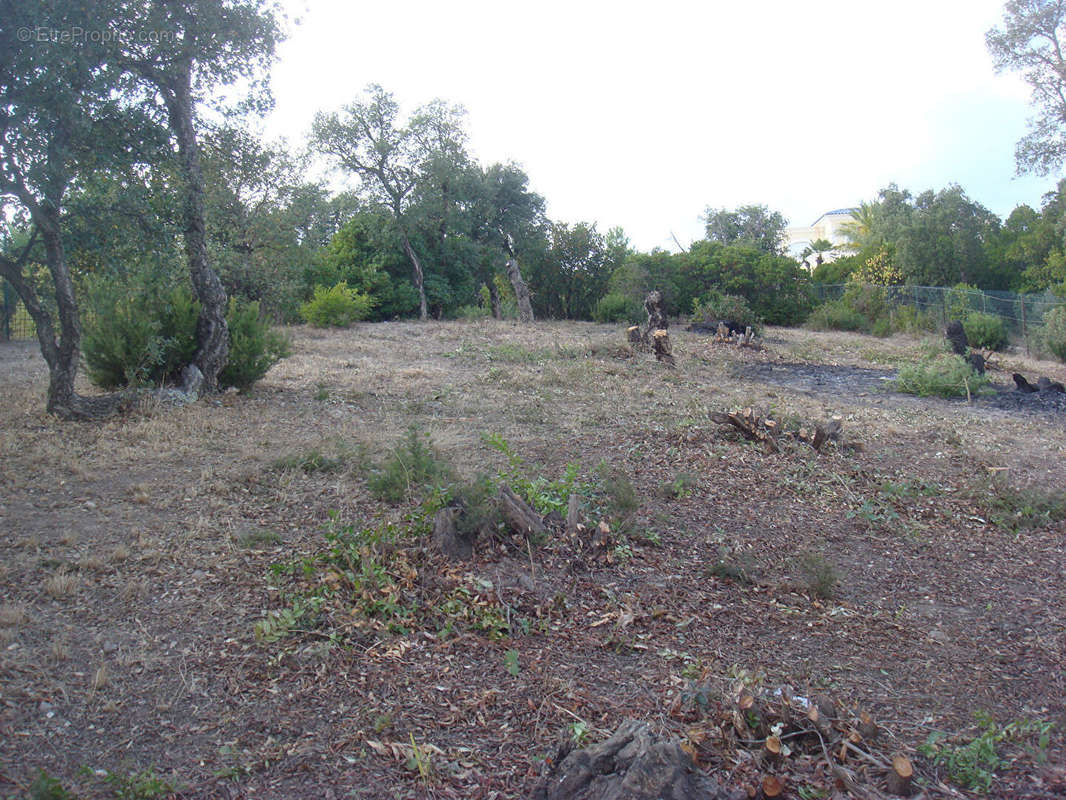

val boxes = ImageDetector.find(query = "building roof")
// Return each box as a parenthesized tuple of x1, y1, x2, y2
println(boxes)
(813, 207, 857, 223)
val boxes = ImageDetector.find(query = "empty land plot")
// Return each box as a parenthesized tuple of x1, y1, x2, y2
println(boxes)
(0, 321, 1063, 799)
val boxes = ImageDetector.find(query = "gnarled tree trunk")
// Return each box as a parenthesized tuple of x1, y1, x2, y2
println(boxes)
(0, 225, 122, 421)
(161, 65, 228, 394)
(503, 233, 534, 322)
(402, 233, 429, 320)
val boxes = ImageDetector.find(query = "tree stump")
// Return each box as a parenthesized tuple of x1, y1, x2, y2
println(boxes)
(652, 329, 675, 365)
(627, 325, 645, 351)
(885, 754, 914, 796)
(644, 290, 667, 335)
(498, 485, 547, 540)
(431, 503, 476, 560)
(946, 320, 968, 355)
(532, 719, 742, 800)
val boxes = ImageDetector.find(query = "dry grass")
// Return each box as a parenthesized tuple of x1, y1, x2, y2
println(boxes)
(1, 322, 1064, 799)
(44, 570, 79, 600)
(0, 602, 27, 627)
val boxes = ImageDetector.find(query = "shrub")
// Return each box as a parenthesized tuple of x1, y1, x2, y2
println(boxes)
(1042, 305, 1066, 362)
(890, 305, 937, 334)
(83, 284, 198, 388)
(841, 281, 889, 322)
(895, 354, 989, 398)
(84, 282, 290, 392)
(454, 304, 491, 321)
(691, 292, 760, 331)
(963, 312, 1007, 351)
(367, 429, 453, 503)
(300, 282, 374, 327)
(592, 292, 644, 324)
(945, 283, 980, 321)
(806, 300, 868, 332)
(219, 299, 292, 391)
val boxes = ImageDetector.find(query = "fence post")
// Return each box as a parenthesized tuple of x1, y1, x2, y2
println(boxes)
(1, 279, 12, 342)
(1021, 296, 1029, 356)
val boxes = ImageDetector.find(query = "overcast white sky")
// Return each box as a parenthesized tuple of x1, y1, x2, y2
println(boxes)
(263, 0, 1057, 252)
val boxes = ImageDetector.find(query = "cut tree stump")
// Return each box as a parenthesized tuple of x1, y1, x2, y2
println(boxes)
(566, 493, 581, 535)
(885, 754, 914, 796)
(653, 329, 675, 365)
(532, 719, 742, 800)
(627, 325, 645, 351)
(946, 320, 968, 355)
(431, 503, 474, 560)
(498, 485, 547, 540)
(760, 775, 785, 798)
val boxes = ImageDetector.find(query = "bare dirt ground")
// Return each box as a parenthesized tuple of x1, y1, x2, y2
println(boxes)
(1, 322, 1064, 799)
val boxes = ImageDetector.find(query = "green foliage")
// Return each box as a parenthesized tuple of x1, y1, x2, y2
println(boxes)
(83, 283, 198, 389)
(504, 648, 521, 676)
(1042, 305, 1066, 362)
(29, 770, 73, 800)
(483, 433, 585, 516)
(917, 712, 1027, 794)
(219, 299, 292, 391)
(254, 595, 323, 643)
(962, 312, 1007, 350)
(367, 429, 453, 503)
(84, 281, 289, 391)
(895, 354, 990, 398)
(103, 767, 176, 800)
(691, 292, 760, 330)
(678, 241, 813, 325)
(805, 300, 869, 332)
(703, 204, 788, 255)
(300, 281, 375, 327)
(811, 253, 860, 284)
(890, 304, 938, 334)
(945, 282, 980, 321)
(592, 292, 643, 323)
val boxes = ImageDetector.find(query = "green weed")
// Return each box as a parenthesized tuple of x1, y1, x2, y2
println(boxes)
(367, 429, 453, 503)
(103, 767, 176, 800)
(29, 770, 73, 800)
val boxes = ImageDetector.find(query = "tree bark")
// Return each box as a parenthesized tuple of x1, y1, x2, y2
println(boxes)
(0, 226, 122, 421)
(402, 233, 429, 320)
(488, 279, 502, 319)
(160, 63, 228, 394)
(502, 233, 534, 322)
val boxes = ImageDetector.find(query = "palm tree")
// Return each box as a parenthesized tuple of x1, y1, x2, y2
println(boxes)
(839, 202, 878, 252)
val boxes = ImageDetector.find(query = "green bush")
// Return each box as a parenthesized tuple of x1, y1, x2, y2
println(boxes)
(1042, 305, 1066, 362)
(963, 312, 1007, 351)
(592, 292, 644, 324)
(219, 299, 292, 391)
(945, 282, 980, 321)
(300, 282, 375, 327)
(895, 354, 989, 398)
(890, 304, 937, 334)
(691, 292, 760, 331)
(84, 282, 290, 392)
(83, 284, 199, 388)
(367, 429, 453, 503)
(841, 282, 889, 322)
(806, 299, 868, 332)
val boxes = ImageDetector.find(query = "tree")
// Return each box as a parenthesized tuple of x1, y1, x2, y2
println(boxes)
(0, 0, 153, 419)
(987, 1, 1066, 174)
(703, 204, 789, 255)
(467, 162, 546, 321)
(312, 85, 468, 320)
(116, 0, 282, 393)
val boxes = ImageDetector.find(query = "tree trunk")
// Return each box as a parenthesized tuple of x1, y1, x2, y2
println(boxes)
(502, 232, 534, 322)
(162, 65, 228, 394)
(488, 279, 502, 319)
(402, 233, 429, 320)
(0, 228, 121, 421)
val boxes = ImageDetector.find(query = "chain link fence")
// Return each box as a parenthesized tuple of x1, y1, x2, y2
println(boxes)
(1, 279, 36, 341)
(812, 283, 1064, 353)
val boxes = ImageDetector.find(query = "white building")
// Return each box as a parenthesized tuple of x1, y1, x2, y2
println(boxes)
(785, 208, 856, 269)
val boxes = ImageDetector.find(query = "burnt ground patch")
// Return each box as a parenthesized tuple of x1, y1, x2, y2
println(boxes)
(743, 361, 1066, 420)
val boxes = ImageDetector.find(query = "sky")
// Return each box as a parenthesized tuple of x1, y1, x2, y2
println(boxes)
(263, 0, 1059, 252)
